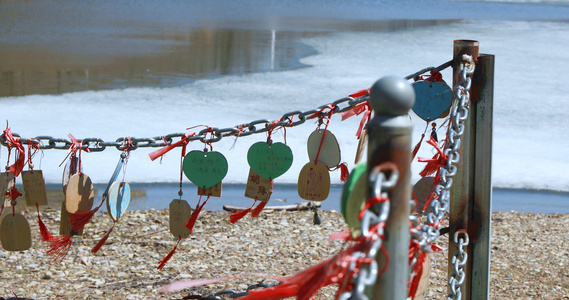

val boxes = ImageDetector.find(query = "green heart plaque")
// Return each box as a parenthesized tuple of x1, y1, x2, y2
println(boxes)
(247, 142, 293, 180)
(183, 150, 228, 189)
(341, 162, 367, 222)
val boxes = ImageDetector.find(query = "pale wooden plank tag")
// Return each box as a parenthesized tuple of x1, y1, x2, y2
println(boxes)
(244, 168, 271, 202)
(60, 201, 83, 236)
(197, 181, 222, 197)
(307, 130, 341, 168)
(169, 199, 192, 239)
(0, 172, 15, 197)
(297, 162, 331, 201)
(65, 174, 94, 214)
(1, 212, 32, 251)
(22, 170, 48, 207)
(354, 127, 368, 164)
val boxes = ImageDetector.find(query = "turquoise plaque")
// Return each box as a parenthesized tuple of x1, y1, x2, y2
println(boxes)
(183, 150, 228, 189)
(412, 81, 453, 121)
(247, 142, 293, 180)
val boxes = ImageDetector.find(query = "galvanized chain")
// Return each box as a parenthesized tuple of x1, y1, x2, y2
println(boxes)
(408, 54, 474, 300)
(0, 97, 365, 152)
(181, 282, 279, 300)
(338, 164, 399, 300)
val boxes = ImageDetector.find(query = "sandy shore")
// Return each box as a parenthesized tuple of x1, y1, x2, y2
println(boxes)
(0, 208, 567, 299)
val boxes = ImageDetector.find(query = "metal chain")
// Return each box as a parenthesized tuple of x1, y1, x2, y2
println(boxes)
(0, 62, 453, 153)
(338, 164, 399, 300)
(181, 282, 279, 299)
(408, 54, 475, 300)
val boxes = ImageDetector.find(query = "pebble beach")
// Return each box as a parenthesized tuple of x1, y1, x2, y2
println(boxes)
(0, 208, 567, 299)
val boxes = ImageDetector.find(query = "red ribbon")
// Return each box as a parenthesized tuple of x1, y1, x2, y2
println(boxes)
(341, 101, 371, 139)
(3, 127, 25, 177)
(148, 132, 195, 161)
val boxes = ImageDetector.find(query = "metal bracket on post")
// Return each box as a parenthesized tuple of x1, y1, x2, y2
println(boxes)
(365, 76, 415, 299)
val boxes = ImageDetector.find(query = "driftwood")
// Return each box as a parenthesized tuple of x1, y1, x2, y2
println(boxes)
(223, 201, 321, 212)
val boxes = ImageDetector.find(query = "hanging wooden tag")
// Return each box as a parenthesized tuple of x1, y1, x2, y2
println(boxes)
(244, 168, 272, 201)
(307, 129, 341, 168)
(412, 176, 436, 215)
(107, 182, 131, 222)
(65, 174, 94, 214)
(197, 181, 222, 197)
(183, 150, 228, 189)
(247, 142, 293, 180)
(297, 162, 330, 201)
(341, 163, 367, 222)
(21, 170, 48, 207)
(1, 212, 32, 251)
(354, 128, 368, 164)
(0, 172, 15, 196)
(344, 170, 367, 238)
(60, 201, 83, 236)
(169, 199, 192, 239)
(412, 81, 453, 121)
(61, 157, 80, 195)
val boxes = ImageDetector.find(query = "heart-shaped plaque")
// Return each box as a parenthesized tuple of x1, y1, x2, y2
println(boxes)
(183, 150, 228, 189)
(247, 142, 293, 180)
(412, 81, 452, 121)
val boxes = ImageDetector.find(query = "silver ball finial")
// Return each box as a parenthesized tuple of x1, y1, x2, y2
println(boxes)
(369, 76, 415, 116)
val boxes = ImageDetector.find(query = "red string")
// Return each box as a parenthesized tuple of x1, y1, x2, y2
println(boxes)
(148, 132, 195, 161)
(157, 236, 182, 270)
(341, 101, 372, 140)
(313, 107, 335, 165)
(2, 126, 25, 177)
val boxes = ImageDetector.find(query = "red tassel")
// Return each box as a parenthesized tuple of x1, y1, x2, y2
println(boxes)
(69, 206, 99, 233)
(251, 201, 268, 218)
(185, 196, 209, 233)
(230, 205, 253, 224)
(36, 203, 53, 242)
(417, 136, 447, 177)
(92, 224, 115, 253)
(46, 235, 73, 260)
(339, 163, 349, 182)
(157, 236, 182, 270)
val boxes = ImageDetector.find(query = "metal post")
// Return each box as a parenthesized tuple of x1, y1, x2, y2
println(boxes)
(366, 76, 415, 299)
(449, 40, 493, 300)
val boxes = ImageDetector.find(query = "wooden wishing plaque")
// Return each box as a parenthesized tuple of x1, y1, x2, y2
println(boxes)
(183, 150, 228, 189)
(22, 170, 48, 207)
(307, 129, 341, 168)
(1, 212, 32, 251)
(65, 174, 95, 214)
(244, 168, 271, 202)
(107, 182, 131, 222)
(247, 142, 293, 180)
(198, 181, 222, 197)
(169, 200, 192, 239)
(412, 81, 453, 121)
(354, 128, 368, 164)
(59, 201, 82, 236)
(412, 176, 436, 215)
(297, 162, 330, 201)
(0, 172, 15, 196)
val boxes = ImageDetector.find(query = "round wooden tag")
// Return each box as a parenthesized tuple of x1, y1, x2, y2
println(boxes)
(65, 174, 94, 214)
(297, 162, 330, 201)
(412, 176, 436, 215)
(412, 81, 453, 121)
(183, 150, 228, 189)
(341, 163, 367, 221)
(107, 182, 131, 222)
(1, 213, 32, 251)
(169, 200, 192, 239)
(344, 172, 367, 238)
(247, 142, 293, 180)
(307, 130, 341, 168)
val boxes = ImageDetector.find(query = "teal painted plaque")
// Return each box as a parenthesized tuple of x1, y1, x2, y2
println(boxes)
(183, 150, 228, 189)
(247, 142, 293, 180)
(107, 182, 131, 221)
(412, 81, 452, 121)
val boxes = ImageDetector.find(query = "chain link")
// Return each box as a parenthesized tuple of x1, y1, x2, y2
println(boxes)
(338, 164, 398, 300)
(408, 54, 475, 300)
(181, 282, 279, 300)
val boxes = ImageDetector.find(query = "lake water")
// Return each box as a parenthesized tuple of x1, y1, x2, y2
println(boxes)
(1, 0, 568, 213)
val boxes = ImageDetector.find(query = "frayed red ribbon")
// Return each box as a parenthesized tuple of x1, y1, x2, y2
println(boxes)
(341, 101, 372, 139)
(148, 132, 195, 161)
(2, 126, 25, 177)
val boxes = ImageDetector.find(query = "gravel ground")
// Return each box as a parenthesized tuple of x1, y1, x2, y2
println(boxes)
(0, 208, 567, 299)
